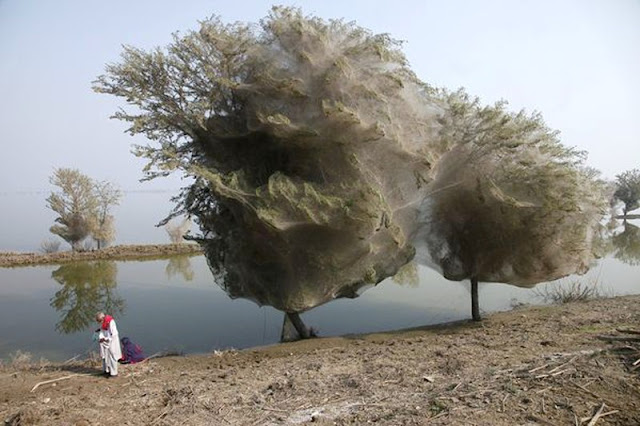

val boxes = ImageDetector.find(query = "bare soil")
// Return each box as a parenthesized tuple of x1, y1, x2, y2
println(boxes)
(0, 244, 203, 267)
(1, 295, 639, 425)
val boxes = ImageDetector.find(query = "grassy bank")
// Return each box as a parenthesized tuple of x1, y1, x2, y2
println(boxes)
(1, 295, 639, 425)
(0, 244, 203, 268)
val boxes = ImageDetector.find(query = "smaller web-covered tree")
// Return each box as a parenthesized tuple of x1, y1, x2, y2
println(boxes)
(613, 169, 640, 217)
(47, 168, 98, 251)
(165, 217, 191, 244)
(92, 181, 123, 249)
(416, 90, 607, 320)
(46, 168, 122, 251)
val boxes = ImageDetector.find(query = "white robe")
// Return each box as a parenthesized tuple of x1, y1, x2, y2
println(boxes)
(98, 319, 122, 376)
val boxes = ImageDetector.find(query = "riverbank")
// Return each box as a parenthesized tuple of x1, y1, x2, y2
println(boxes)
(0, 244, 203, 267)
(1, 295, 639, 425)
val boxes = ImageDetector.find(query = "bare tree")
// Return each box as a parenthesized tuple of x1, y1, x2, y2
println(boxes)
(40, 238, 62, 253)
(47, 168, 98, 251)
(165, 217, 191, 243)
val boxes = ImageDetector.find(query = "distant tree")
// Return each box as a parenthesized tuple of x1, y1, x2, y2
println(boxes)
(40, 238, 62, 254)
(165, 217, 191, 244)
(613, 169, 640, 217)
(92, 181, 122, 249)
(47, 168, 98, 251)
(47, 169, 122, 251)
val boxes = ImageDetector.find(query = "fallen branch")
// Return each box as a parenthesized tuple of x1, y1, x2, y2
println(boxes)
(528, 363, 550, 373)
(30, 373, 95, 392)
(596, 335, 640, 343)
(615, 328, 640, 335)
(586, 403, 606, 426)
(548, 356, 577, 374)
(581, 410, 619, 424)
(62, 354, 81, 365)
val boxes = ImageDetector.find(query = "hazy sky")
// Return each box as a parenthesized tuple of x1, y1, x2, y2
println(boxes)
(1, 0, 639, 193)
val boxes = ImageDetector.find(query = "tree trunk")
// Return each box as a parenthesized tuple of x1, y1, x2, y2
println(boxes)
(287, 312, 311, 339)
(280, 312, 316, 342)
(471, 277, 481, 321)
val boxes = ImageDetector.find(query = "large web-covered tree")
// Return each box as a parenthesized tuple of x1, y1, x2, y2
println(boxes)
(95, 7, 606, 335)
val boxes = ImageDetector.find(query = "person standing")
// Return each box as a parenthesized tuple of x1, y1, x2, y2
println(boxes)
(95, 312, 122, 378)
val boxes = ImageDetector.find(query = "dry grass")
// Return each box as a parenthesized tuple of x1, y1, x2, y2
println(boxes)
(2, 296, 640, 425)
(534, 278, 607, 304)
(0, 243, 203, 267)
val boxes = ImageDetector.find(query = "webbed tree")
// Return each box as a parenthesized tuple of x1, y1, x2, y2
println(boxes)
(416, 90, 607, 320)
(95, 7, 448, 337)
(95, 7, 606, 334)
(47, 168, 98, 251)
(92, 181, 122, 249)
(613, 169, 640, 217)
(46, 168, 122, 251)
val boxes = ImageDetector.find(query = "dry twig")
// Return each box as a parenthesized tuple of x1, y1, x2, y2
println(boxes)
(585, 403, 606, 426)
(615, 328, 640, 335)
(30, 373, 95, 392)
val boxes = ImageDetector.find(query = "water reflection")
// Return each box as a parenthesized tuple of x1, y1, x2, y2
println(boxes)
(165, 255, 194, 281)
(50, 261, 125, 333)
(611, 222, 640, 266)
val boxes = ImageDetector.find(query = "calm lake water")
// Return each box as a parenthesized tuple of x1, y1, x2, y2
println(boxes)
(0, 190, 638, 361)
(1, 240, 638, 362)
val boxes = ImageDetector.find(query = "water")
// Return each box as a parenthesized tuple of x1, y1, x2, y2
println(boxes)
(0, 190, 638, 361)
(0, 248, 638, 362)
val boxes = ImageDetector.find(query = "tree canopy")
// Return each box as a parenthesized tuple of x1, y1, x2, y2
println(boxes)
(50, 261, 123, 334)
(94, 7, 606, 315)
(47, 168, 98, 251)
(46, 168, 122, 250)
(613, 169, 640, 216)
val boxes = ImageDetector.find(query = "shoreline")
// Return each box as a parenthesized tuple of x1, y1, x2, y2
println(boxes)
(0, 243, 203, 268)
(1, 295, 639, 425)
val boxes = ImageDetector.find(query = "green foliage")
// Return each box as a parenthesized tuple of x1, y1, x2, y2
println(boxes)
(614, 169, 640, 216)
(611, 222, 640, 266)
(49, 261, 124, 334)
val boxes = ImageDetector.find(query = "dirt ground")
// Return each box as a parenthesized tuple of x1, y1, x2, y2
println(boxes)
(0, 244, 203, 267)
(1, 295, 639, 426)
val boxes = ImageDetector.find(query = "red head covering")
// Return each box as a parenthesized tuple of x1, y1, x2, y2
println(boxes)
(101, 315, 113, 330)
